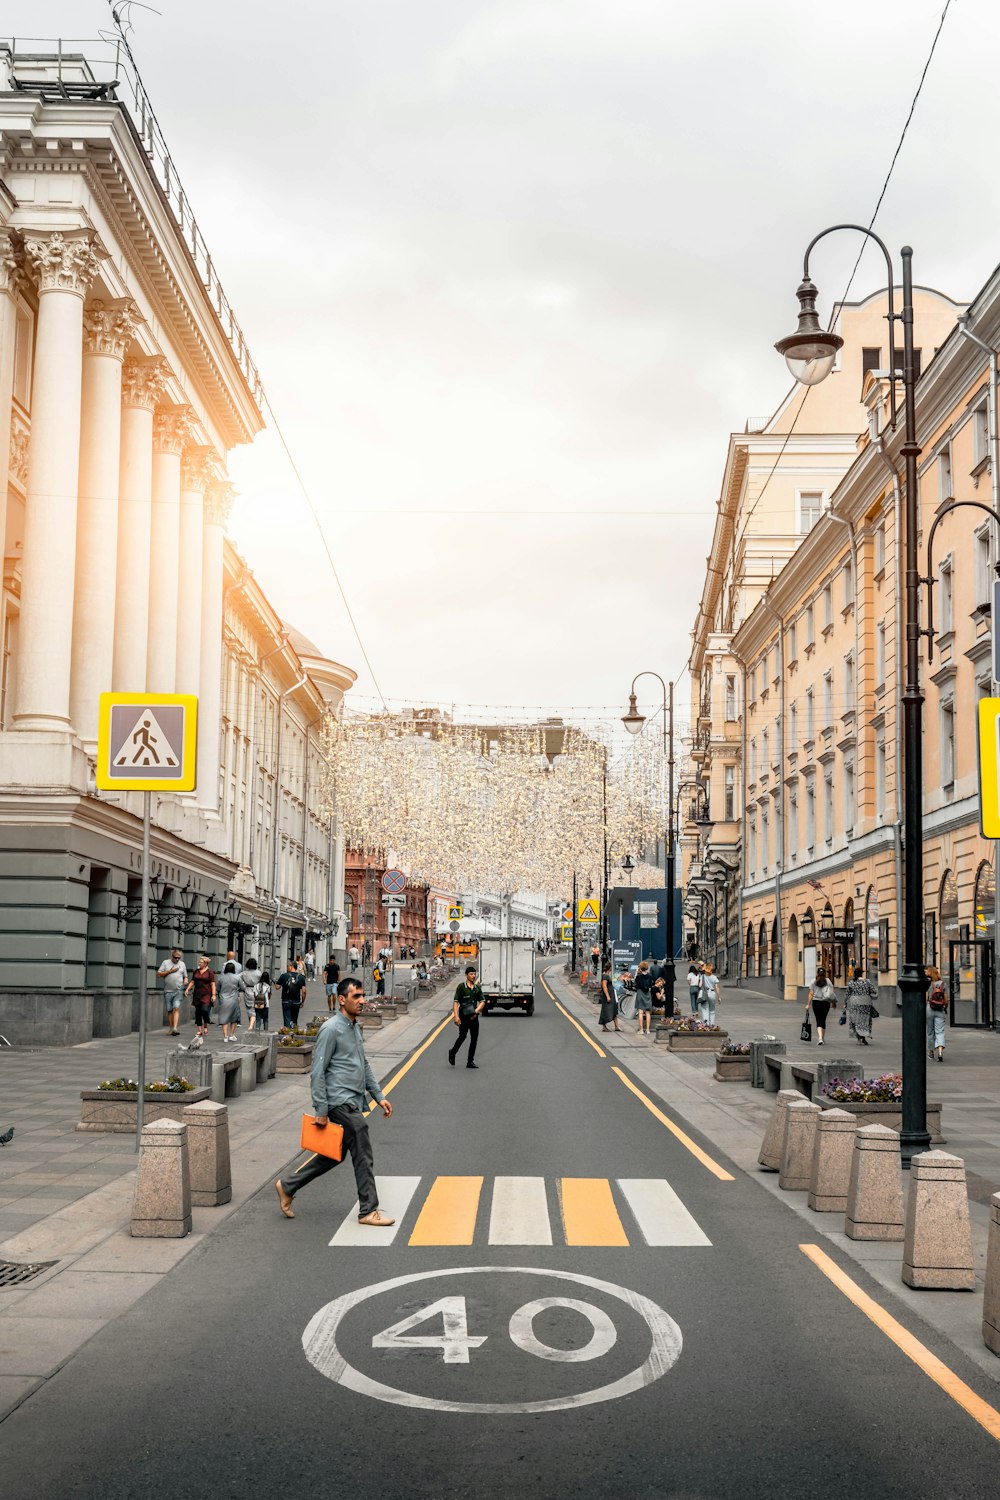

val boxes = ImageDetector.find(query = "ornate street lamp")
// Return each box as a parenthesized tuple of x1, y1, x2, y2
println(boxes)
(775, 223, 928, 1165)
(621, 671, 677, 1011)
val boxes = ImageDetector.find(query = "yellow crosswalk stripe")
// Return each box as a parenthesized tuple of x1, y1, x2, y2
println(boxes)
(408, 1175, 484, 1245)
(558, 1177, 630, 1246)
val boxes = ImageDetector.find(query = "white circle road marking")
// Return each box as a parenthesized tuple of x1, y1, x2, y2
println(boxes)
(508, 1297, 618, 1364)
(302, 1265, 681, 1415)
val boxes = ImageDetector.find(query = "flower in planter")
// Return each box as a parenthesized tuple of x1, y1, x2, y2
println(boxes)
(822, 1071, 903, 1104)
(671, 1016, 724, 1034)
(718, 1040, 751, 1055)
(97, 1075, 194, 1093)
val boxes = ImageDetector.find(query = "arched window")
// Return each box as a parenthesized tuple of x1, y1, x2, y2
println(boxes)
(865, 886, 880, 975)
(974, 862, 995, 944)
(758, 919, 768, 978)
(771, 916, 780, 978)
(802, 907, 817, 986)
(745, 922, 755, 977)
(940, 870, 959, 962)
(843, 897, 856, 976)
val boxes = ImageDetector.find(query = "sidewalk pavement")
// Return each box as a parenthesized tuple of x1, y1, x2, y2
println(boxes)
(0, 981, 454, 1422)
(550, 965, 1000, 1390)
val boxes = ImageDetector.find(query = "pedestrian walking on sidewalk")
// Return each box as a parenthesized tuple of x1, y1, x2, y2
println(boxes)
(809, 966, 837, 1046)
(324, 955, 341, 1011)
(926, 965, 947, 1063)
(274, 977, 395, 1227)
(599, 961, 622, 1032)
(686, 962, 702, 1015)
(217, 962, 242, 1042)
(449, 965, 485, 1068)
(239, 958, 262, 1031)
(276, 962, 308, 1028)
(185, 955, 215, 1047)
(698, 964, 720, 1026)
(373, 961, 386, 998)
(251, 970, 271, 1031)
(846, 968, 878, 1045)
(349, 943, 360, 973)
(157, 948, 187, 1036)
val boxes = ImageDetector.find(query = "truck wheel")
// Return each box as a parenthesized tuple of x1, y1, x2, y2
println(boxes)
(525, 1001, 534, 1016)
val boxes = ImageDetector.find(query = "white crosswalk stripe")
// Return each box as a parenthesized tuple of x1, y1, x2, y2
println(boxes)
(617, 1178, 712, 1247)
(328, 1176, 422, 1246)
(488, 1176, 553, 1245)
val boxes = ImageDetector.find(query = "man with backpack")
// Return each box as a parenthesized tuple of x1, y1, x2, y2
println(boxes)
(276, 962, 308, 1028)
(926, 965, 948, 1062)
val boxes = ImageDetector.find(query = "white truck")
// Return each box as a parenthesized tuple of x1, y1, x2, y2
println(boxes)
(478, 936, 535, 1016)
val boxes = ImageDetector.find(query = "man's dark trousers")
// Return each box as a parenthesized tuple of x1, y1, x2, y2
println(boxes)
(283, 1104, 378, 1215)
(449, 1015, 479, 1066)
(282, 999, 302, 1028)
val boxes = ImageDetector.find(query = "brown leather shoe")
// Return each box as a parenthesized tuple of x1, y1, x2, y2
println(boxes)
(275, 1179, 295, 1219)
(357, 1209, 395, 1227)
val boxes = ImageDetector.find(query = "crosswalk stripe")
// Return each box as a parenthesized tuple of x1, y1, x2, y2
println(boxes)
(409, 1175, 484, 1245)
(558, 1177, 629, 1246)
(617, 1177, 712, 1247)
(328, 1176, 421, 1246)
(488, 1176, 553, 1245)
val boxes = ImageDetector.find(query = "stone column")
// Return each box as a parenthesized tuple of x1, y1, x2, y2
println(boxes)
(197, 478, 235, 810)
(13, 230, 105, 731)
(175, 448, 214, 697)
(69, 299, 141, 741)
(0, 230, 21, 588)
(113, 357, 168, 692)
(146, 406, 194, 693)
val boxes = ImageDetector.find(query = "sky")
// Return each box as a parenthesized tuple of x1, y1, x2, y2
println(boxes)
(24, 0, 1000, 743)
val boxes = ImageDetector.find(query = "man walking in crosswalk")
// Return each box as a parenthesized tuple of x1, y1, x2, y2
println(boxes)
(449, 965, 485, 1069)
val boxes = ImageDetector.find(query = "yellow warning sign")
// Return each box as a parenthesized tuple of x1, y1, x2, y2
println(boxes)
(978, 698, 1000, 837)
(577, 898, 601, 924)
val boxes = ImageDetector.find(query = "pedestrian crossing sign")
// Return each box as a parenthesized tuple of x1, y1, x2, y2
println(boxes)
(448, 905, 463, 921)
(96, 692, 198, 791)
(577, 898, 601, 924)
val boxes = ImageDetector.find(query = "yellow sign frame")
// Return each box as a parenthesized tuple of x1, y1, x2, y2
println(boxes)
(96, 692, 198, 792)
(447, 904, 464, 921)
(978, 698, 1000, 837)
(577, 898, 601, 924)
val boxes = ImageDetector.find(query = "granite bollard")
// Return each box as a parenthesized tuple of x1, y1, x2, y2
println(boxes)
(902, 1150, 975, 1290)
(166, 1046, 214, 1091)
(183, 1100, 232, 1207)
(983, 1192, 1000, 1356)
(779, 1099, 822, 1191)
(844, 1124, 903, 1241)
(758, 1090, 802, 1172)
(808, 1108, 857, 1212)
(131, 1117, 191, 1238)
(750, 1039, 785, 1089)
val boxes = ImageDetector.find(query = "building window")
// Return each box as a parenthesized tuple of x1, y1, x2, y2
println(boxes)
(875, 737, 886, 818)
(941, 699, 956, 788)
(725, 673, 737, 720)
(844, 652, 854, 710)
(894, 347, 921, 379)
(974, 524, 992, 608)
(938, 555, 953, 633)
(843, 555, 853, 608)
(938, 442, 952, 503)
(844, 760, 855, 834)
(749, 665, 756, 704)
(724, 764, 736, 821)
(823, 584, 833, 630)
(788, 785, 798, 855)
(822, 670, 833, 728)
(787, 621, 797, 664)
(823, 771, 834, 843)
(762, 726, 769, 769)
(789, 699, 797, 751)
(748, 808, 757, 875)
(761, 801, 769, 872)
(805, 603, 815, 647)
(12, 299, 33, 410)
(876, 621, 886, 689)
(875, 520, 886, 574)
(805, 687, 815, 742)
(974, 402, 990, 468)
(799, 491, 825, 534)
(749, 737, 756, 782)
(805, 779, 816, 850)
(862, 346, 881, 377)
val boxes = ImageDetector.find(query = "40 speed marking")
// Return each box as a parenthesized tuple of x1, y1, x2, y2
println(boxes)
(302, 1265, 682, 1415)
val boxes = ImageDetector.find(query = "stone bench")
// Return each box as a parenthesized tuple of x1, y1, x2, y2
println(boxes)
(168, 1045, 248, 1103)
(791, 1058, 862, 1101)
(759, 1051, 944, 1142)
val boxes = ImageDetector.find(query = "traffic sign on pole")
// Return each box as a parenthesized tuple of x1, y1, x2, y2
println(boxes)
(978, 697, 1000, 836)
(386, 908, 402, 934)
(577, 898, 601, 925)
(382, 869, 407, 895)
(96, 692, 197, 791)
(381, 893, 406, 908)
(448, 904, 463, 921)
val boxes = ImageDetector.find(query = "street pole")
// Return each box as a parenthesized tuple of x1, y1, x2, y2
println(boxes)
(664, 679, 676, 1016)
(135, 791, 150, 1153)
(571, 870, 578, 973)
(601, 749, 609, 965)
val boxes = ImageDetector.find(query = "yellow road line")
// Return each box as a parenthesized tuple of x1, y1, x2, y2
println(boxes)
(538, 971, 606, 1058)
(612, 1067, 735, 1183)
(800, 1244, 1000, 1441)
(409, 1175, 484, 1245)
(559, 1177, 629, 1246)
(364, 1014, 453, 1115)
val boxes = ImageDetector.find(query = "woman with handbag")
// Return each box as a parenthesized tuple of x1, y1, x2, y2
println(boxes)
(808, 966, 837, 1046)
(846, 967, 878, 1045)
(598, 961, 622, 1033)
(926, 965, 947, 1062)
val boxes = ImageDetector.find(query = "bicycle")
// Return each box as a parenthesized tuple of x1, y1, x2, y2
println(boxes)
(617, 990, 636, 1021)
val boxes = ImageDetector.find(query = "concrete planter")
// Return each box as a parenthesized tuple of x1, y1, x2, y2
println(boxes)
(818, 1096, 944, 1144)
(276, 1044, 315, 1074)
(713, 1052, 751, 1081)
(78, 1086, 211, 1133)
(660, 1028, 728, 1052)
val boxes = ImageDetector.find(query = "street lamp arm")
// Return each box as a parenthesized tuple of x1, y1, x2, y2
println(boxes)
(629, 669, 669, 706)
(801, 223, 900, 427)
(923, 498, 1000, 661)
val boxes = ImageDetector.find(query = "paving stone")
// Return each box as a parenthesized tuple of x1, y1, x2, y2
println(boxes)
(13, 1270, 161, 1320)
(0, 1318, 106, 1377)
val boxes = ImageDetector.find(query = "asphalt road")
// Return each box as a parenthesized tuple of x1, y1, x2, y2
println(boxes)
(4, 962, 1000, 1498)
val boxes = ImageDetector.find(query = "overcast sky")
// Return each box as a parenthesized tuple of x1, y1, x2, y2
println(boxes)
(27, 0, 1000, 737)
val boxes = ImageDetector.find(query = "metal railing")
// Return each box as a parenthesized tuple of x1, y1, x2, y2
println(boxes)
(2, 36, 263, 405)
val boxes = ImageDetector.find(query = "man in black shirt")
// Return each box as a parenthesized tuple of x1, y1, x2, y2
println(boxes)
(276, 964, 308, 1028)
(323, 955, 340, 1012)
(449, 966, 485, 1070)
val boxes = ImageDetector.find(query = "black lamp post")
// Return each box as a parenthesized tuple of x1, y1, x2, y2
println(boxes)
(775, 223, 929, 1165)
(622, 672, 676, 1012)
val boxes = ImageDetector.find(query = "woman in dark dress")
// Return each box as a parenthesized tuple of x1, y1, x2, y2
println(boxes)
(598, 961, 622, 1033)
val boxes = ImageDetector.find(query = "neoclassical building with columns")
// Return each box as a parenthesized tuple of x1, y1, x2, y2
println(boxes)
(0, 46, 353, 1041)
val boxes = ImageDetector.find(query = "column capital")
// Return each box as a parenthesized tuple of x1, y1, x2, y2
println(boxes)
(204, 478, 237, 529)
(121, 356, 170, 412)
(181, 445, 219, 495)
(153, 404, 197, 456)
(0, 227, 24, 297)
(21, 228, 107, 298)
(83, 297, 142, 361)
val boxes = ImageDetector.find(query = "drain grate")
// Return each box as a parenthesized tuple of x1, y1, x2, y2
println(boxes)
(0, 1259, 57, 1288)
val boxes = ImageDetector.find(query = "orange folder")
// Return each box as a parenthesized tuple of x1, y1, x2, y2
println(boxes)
(299, 1114, 344, 1161)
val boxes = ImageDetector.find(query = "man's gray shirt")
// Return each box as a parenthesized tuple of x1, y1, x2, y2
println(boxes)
(310, 1012, 385, 1116)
